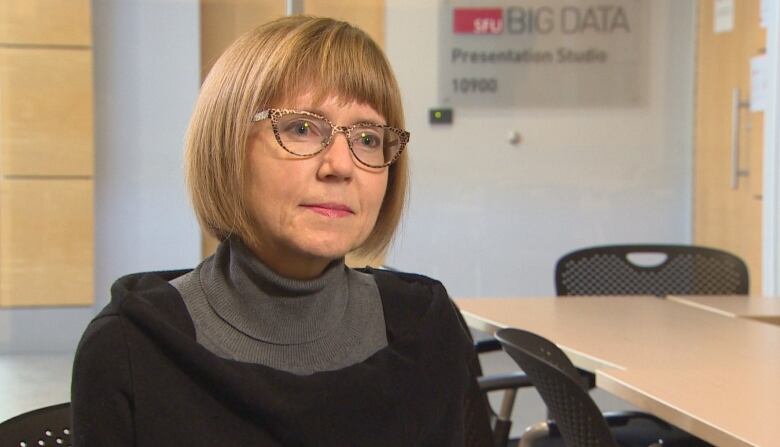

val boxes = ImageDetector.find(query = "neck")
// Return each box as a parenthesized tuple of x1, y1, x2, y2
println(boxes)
(244, 240, 331, 281)
(194, 237, 352, 346)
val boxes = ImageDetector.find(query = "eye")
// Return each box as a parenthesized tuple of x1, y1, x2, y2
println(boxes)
(282, 119, 321, 137)
(361, 132, 379, 146)
(294, 122, 309, 135)
(354, 129, 383, 150)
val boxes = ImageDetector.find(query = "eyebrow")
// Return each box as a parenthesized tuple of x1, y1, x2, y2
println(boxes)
(301, 107, 386, 126)
(305, 107, 327, 117)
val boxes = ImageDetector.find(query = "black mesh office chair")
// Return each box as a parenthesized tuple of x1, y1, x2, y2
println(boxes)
(555, 245, 749, 296)
(495, 328, 712, 447)
(0, 403, 72, 447)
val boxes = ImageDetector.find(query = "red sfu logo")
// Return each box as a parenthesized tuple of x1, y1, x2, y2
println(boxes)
(453, 8, 504, 34)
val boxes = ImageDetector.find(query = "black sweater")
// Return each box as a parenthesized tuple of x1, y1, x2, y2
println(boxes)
(71, 268, 493, 446)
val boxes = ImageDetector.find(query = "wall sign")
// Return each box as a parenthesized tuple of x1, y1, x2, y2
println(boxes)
(714, 0, 735, 33)
(439, 0, 648, 107)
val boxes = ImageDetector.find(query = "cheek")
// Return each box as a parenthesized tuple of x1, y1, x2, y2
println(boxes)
(364, 173, 389, 221)
(245, 150, 286, 224)
(247, 168, 294, 224)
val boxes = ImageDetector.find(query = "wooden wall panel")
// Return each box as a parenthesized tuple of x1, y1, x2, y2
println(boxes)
(304, 0, 384, 47)
(0, 179, 94, 307)
(0, 0, 93, 308)
(0, 0, 91, 46)
(0, 48, 94, 176)
(200, 0, 284, 77)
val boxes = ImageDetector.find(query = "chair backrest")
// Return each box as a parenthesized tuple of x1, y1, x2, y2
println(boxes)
(495, 328, 618, 447)
(555, 244, 749, 296)
(0, 403, 72, 447)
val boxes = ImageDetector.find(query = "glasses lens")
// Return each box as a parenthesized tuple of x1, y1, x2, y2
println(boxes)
(351, 126, 402, 167)
(275, 113, 330, 156)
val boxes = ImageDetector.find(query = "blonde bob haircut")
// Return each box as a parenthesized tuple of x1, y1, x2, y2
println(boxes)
(185, 16, 408, 259)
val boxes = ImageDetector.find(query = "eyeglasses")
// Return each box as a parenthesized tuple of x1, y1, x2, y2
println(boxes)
(252, 108, 409, 168)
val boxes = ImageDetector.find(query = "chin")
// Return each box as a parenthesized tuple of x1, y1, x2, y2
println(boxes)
(298, 236, 363, 260)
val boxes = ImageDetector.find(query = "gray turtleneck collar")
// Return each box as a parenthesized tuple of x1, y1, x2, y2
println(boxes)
(170, 237, 388, 375)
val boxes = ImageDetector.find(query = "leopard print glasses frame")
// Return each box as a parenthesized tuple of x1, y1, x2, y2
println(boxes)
(252, 108, 409, 168)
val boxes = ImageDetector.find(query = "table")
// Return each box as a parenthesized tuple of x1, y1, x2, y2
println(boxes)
(456, 296, 780, 447)
(667, 295, 780, 326)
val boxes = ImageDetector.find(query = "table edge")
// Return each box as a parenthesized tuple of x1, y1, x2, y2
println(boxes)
(596, 369, 756, 447)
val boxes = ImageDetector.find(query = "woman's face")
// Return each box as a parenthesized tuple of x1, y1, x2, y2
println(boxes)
(244, 93, 389, 279)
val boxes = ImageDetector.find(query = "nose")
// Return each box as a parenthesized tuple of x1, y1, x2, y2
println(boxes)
(317, 130, 354, 180)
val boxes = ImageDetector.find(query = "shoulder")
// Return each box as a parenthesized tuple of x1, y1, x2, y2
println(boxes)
(364, 267, 446, 297)
(93, 269, 195, 336)
(75, 268, 196, 376)
(76, 312, 126, 358)
(364, 267, 449, 312)
(74, 269, 199, 389)
(361, 267, 463, 340)
(108, 269, 192, 306)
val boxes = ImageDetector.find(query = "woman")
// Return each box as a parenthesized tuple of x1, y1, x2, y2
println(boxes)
(72, 16, 492, 446)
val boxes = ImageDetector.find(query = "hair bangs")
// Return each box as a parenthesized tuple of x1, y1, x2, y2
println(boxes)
(265, 23, 403, 128)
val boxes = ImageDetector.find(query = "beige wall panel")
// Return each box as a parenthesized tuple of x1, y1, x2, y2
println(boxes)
(0, 179, 94, 307)
(0, 0, 91, 46)
(200, 0, 285, 77)
(304, 0, 384, 47)
(0, 48, 93, 177)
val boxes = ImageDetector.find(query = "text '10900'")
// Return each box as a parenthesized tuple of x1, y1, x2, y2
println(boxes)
(452, 78, 499, 94)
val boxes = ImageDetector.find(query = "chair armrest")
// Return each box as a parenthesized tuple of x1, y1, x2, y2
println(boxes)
(475, 337, 503, 354)
(477, 371, 533, 392)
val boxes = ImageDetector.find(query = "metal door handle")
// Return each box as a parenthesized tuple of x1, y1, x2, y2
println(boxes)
(731, 88, 750, 189)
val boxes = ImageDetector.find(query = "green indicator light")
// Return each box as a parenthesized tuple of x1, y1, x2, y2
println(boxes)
(429, 108, 452, 125)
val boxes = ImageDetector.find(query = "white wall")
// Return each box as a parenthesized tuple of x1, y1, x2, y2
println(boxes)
(0, 0, 202, 353)
(91, 0, 202, 310)
(384, 0, 696, 297)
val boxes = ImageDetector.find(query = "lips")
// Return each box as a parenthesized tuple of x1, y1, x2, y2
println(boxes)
(301, 203, 355, 218)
